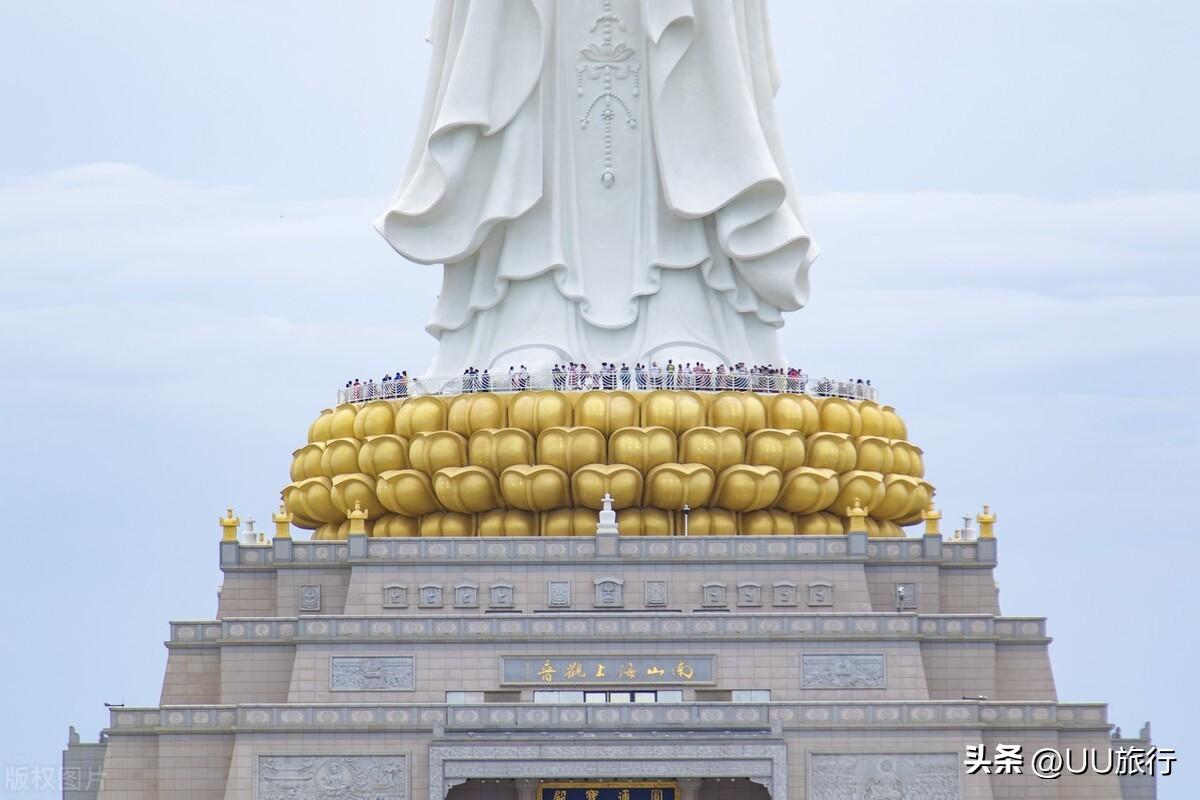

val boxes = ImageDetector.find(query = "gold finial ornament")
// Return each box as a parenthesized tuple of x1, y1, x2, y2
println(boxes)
(219, 508, 240, 541)
(976, 504, 996, 539)
(272, 504, 293, 540)
(846, 498, 869, 534)
(347, 499, 369, 536)
(922, 496, 942, 536)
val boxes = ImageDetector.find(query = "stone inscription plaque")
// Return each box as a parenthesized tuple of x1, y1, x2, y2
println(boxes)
(330, 656, 414, 691)
(802, 655, 886, 689)
(501, 655, 714, 685)
(258, 755, 408, 800)
(809, 753, 959, 800)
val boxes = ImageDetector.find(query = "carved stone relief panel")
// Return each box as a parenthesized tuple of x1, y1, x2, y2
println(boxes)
(419, 584, 444, 609)
(801, 654, 886, 689)
(645, 580, 668, 607)
(594, 577, 624, 608)
(489, 583, 515, 609)
(895, 582, 918, 610)
(454, 583, 478, 609)
(258, 754, 408, 800)
(298, 584, 321, 612)
(548, 581, 571, 608)
(807, 580, 833, 608)
(772, 582, 798, 607)
(736, 582, 763, 607)
(382, 584, 408, 609)
(808, 753, 958, 800)
(330, 656, 415, 691)
(701, 582, 727, 608)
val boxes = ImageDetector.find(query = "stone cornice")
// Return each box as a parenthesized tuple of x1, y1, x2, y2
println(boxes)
(167, 613, 1048, 647)
(222, 534, 996, 571)
(105, 699, 1108, 736)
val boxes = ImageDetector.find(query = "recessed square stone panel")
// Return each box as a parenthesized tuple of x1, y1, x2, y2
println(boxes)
(645, 580, 668, 607)
(736, 581, 762, 607)
(801, 654, 886, 689)
(895, 582, 918, 610)
(419, 584, 443, 608)
(298, 584, 321, 612)
(382, 584, 408, 609)
(701, 581, 727, 608)
(548, 580, 571, 608)
(772, 582, 798, 607)
(594, 577, 624, 608)
(489, 582, 515, 609)
(807, 580, 833, 607)
(454, 583, 479, 608)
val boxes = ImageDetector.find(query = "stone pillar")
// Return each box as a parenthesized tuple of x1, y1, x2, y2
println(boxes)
(678, 778, 703, 800)
(515, 779, 539, 800)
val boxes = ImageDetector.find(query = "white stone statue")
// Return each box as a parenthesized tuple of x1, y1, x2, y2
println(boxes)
(376, 0, 818, 375)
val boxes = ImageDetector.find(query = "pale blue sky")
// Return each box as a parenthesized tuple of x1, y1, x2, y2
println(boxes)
(1, 2, 1197, 798)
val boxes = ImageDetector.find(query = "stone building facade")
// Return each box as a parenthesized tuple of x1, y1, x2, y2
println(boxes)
(65, 517, 1152, 798)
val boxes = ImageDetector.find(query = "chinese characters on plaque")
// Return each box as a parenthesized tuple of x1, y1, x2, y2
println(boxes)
(502, 656, 714, 685)
(542, 785, 674, 800)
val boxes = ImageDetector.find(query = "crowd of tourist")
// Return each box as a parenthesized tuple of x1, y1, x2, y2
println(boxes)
(341, 362, 873, 403)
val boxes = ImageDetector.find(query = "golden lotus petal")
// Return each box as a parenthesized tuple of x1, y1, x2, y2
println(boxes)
(893, 480, 936, 526)
(643, 463, 715, 510)
(674, 508, 737, 536)
(284, 476, 341, 524)
(331, 473, 387, 519)
(835, 470, 887, 515)
(313, 520, 352, 540)
(855, 435, 896, 474)
(766, 394, 819, 434)
(875, 519, 904, 538)
(394, 396, 448, 438)
(352, 399, 401, 439)
(509, 391, 573, 436)
(881, 405, 908, 440)
(609, 426, 677, 474)
(537, 426, 607, 475)
(857, 400, 888, 437)
(708, 391, 768, 433)
(357, 434, 410, 476)
(805, 432, 858, 473)
(328, 403, 359, 439)
(572, 463, 643, 510)
(874, 474, 922, 520)
(712, 465, 782, 512)
(280, 481, 328, 528)
(319, 437, 362, 478)
(776, 466, 840, 514)
(890, 440, 925, 478)
(468, 428, 535, 474)
(679, 426, 746, 475)
(740, 509, 795, 535)
(745, 429, 807, 472)
(477, 509, 538, 536)
(308, 408, 334, 444)
(817, 397, 862, 435)
(447, 393, 508, 437)
(290, 442, 325, 482)
(433, 466, 504, 514)
(616, 507, 672, 536)
(408, 430, 468, 477)
(419, 511, 474, 537)
(376, 469, 442, 517)
(540, 508, 598, 537)
(371, 513, 419, 538)
(575, 390, 640, 435)
(499, 464, 570, 512)
(793, 512, 845, 535)
(640, 390, 706, 434)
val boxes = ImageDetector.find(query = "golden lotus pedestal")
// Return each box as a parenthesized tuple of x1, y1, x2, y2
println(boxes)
(283, 390, 932, 539)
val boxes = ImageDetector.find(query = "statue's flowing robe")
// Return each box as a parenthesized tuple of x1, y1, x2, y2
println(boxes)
(376, 0, 818, 374)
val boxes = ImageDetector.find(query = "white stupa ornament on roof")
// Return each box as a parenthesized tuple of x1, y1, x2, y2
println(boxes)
(596, 493, 619, 535)
(376, 0, 818, 374)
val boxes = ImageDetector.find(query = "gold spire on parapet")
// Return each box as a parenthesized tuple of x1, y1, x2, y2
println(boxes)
(272, 504, 293, 540)
(347, 500, 369, 536)
(976, 504, 996, 538)
(922, 495, 942, 537)
(846, 498, 868, 534)
(219, 508, 240, 541)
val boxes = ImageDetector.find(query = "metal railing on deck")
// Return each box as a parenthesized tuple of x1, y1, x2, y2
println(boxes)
(337, 370, 877, 404)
